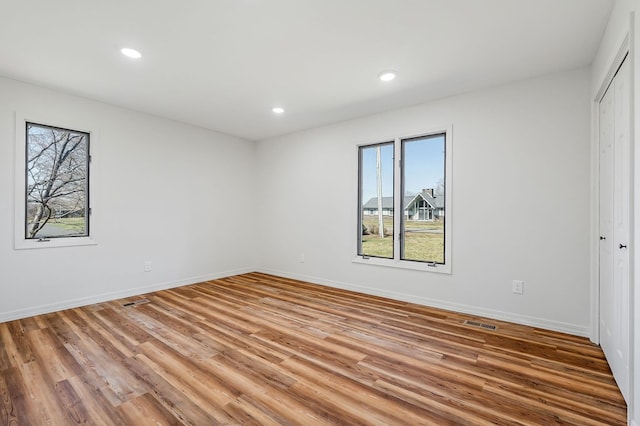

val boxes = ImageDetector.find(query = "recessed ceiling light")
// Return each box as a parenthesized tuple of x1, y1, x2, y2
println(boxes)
(272, 107, 285, 114)
(121, 48, 142, 59)
(379, 71, 396, 82)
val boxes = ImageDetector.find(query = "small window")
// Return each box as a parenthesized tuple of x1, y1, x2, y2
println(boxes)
(25, 122, 90, 240)
(356, 128, 451, 273)
(15, 114, 95, 250)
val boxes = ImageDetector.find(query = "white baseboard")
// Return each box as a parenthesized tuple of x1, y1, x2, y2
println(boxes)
(255, 268, 590, 337)
(1, 266, 591, 338)
(0, 267, 254, 323)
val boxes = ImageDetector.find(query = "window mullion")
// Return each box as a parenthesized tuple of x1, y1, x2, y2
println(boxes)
(393, 138, 402, 261)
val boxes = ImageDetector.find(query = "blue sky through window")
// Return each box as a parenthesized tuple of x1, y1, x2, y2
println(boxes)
(361, 135, 444, 202)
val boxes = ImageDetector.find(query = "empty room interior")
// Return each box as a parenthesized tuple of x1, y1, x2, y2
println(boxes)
(1, 0, 640, 424)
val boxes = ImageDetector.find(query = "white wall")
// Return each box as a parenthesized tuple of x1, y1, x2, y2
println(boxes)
(256, 67, 592, 336)
(0, 76, 256, 321)
(591, 1, 640, 423)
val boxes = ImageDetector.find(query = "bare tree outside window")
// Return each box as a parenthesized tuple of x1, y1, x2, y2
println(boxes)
(25, 122, 89, 239)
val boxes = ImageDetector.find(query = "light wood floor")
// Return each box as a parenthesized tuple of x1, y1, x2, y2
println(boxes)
(0, 272, 626, 425)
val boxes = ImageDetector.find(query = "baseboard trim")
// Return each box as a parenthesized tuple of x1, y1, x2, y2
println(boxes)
(0, 267, 254, 323)
(255, 268, 590, 337)
(1, 267, 590, 338)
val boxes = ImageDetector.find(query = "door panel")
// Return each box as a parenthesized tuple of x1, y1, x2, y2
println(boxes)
(599, 56, 630, 402)
(599, 84, 614, 342)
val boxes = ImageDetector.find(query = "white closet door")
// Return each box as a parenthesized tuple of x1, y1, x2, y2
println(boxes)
(599, 56, 630, 402)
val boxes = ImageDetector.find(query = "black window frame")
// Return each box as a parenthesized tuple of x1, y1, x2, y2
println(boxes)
(24, 121, 91, 241)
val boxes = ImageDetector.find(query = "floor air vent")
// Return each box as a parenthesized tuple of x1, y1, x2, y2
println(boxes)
(123, 298, 151, 307)
(463, 320, 497, 330)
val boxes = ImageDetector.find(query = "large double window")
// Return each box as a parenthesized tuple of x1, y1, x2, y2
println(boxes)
(356, 128, 451, 273)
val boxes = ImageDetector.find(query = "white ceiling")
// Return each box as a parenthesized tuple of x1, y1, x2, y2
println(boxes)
(0, 0, 613, 141)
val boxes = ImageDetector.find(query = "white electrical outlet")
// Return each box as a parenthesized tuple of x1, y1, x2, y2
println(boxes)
(144, 261, 152, 272)
(512, 280, 524, 294)
(299, 253, 305, 263)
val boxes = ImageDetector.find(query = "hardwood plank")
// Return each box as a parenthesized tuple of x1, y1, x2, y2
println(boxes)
(280, 355, 438, 425)
(19, 361, 71, 424)
(121, 355, 221, 424)
(0, 324, 26, 370)
(54, 379, 92, 425)
(0, 373, 19, 425)
(64, 375, 125, 426)
(5, 322, 36, 365)
(40, 312, 80, 345)
(62, 329, 147, 406)
(0, 272, 626, 424)
(137, 341, 240, 406)
(28, 328, 83, 382)
(72, 308, 137, 359)
(118, 306, 215, 360)
(16, 317, 41, 334)
(372, 378, 504, 425)
(1, 368, 40, 425)
(195, 320, 288, 364)
(0, 326, 14, 372)
(118, 393, 181, 426)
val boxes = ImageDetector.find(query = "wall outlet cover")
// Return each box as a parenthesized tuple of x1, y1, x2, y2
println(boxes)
(512, 280, 524, 294)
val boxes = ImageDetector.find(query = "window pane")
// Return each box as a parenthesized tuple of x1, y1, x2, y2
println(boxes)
(359, 142, 394, 259)
(401, 134, 445, 263)
(25, 123, 89, 239)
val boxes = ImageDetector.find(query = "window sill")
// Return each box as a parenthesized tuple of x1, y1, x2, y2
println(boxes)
(352, 256, 451, 274)
(15, 236, 97, 250)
